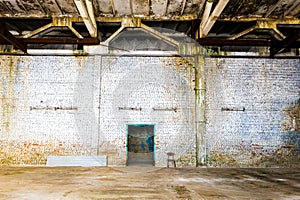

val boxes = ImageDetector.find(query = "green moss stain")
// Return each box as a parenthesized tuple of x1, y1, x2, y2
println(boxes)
(0, 56, 18, 133)
(207, 152, 239, 167)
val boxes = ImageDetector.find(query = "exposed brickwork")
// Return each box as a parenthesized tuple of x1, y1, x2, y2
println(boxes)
(99, 56, 196, 166)
(205, 58, 300, 167)
(0, 55, 299, 167)
(0, 55, 196, 167)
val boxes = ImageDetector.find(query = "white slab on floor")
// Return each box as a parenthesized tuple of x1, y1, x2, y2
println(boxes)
(46, 156, 107, 167)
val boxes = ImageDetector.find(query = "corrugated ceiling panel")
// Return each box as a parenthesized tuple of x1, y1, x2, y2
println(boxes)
(96, 0, 113, 15)
(56, 0, 78, 15)
(132, 0, 149, 15)
(113, 0, 131, 16)
(183, 0, 204, 15)
(151, 0, 166, 16)
(168, 0, 183, 15)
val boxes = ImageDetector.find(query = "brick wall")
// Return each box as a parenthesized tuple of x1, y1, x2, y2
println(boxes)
(0, 56, 99, 165)
(205, 58, 300, 167)
(0, 55, 299, 167)
(0, 55, 196, 166)
(99, 56, 196, 166)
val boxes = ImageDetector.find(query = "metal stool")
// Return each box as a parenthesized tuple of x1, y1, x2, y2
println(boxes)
(167, 152, 176, 168)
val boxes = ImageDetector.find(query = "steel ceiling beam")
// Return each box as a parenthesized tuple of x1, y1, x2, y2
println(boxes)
(272, 30, 300, 54)
(130, 0, 134, 16)
(265, 0, 284, 18)
(197, 38, 300, 48)
(35, 0, 47, 15)
(22, 17, 83, 39)
(180, 0, 187, 16)
(23, 37, 100, 45)
(284, 1, 300, 16)
(0, 20, 27, 53)
(200, 0, 230, 38)
(163, 0, 169, 16)
(229, 20, 292, 40)
(110, 0, 116, 16)
(74, 0, 97, 37)
(200, 0, 213, 32)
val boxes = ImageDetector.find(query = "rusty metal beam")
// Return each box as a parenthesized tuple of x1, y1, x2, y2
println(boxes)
(23, 37, 100, 45)
(197, 38, 300, 48)
(0, 20, 27, 52)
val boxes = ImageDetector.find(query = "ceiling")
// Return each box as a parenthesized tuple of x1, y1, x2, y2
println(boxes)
(0, 0, 299, 56)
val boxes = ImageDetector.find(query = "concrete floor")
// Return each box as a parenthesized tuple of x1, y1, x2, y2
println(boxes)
(0, 167, 299, 200)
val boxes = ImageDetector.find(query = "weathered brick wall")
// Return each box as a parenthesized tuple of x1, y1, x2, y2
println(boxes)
(99, 56, 196, 166)
(205, 58, 300, 167)
(0, 55, 196, 166)
(0, 56, 100, 165)
(1, 55, 299, 167)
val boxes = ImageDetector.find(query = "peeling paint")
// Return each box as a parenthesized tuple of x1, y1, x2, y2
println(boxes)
(0, 140, 89, 165)
(282, 100, 300, 132)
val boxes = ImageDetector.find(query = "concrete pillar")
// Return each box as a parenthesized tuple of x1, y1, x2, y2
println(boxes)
(195, 54, 206, 166)
(179, 43, 206, 166)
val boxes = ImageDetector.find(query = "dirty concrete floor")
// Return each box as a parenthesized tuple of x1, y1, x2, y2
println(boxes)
(0, 167, 299, 200)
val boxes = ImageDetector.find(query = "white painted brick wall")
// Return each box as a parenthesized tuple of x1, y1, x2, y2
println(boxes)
(0, 55, 196, 166)
(99, 56, 196, 166)
(205, 58, 300, 167)
(1, 55, 298, 167)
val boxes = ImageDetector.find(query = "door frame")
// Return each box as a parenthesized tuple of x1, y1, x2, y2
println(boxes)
(126, 123, 156, 165)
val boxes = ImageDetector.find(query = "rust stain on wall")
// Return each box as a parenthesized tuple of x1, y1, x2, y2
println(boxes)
(0, 56, 18, 133)
(0, 140, 90, 165)
(282, 100, 300, 132)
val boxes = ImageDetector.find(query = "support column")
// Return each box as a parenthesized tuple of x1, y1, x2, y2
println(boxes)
(195, 54, 206, 166)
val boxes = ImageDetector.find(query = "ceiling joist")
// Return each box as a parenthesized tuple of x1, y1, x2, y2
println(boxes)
(200, 0, 230, 38)
(0, 20, 27, 53)
(180, 0, 187, 16)
(23, 37, 100, 45)
(23, 17, 83, 39)
(265, 0, 284, 18)
(228, 20, 300, 40)
(74, 0, 97, 38)
(273, 30, 300, 54)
